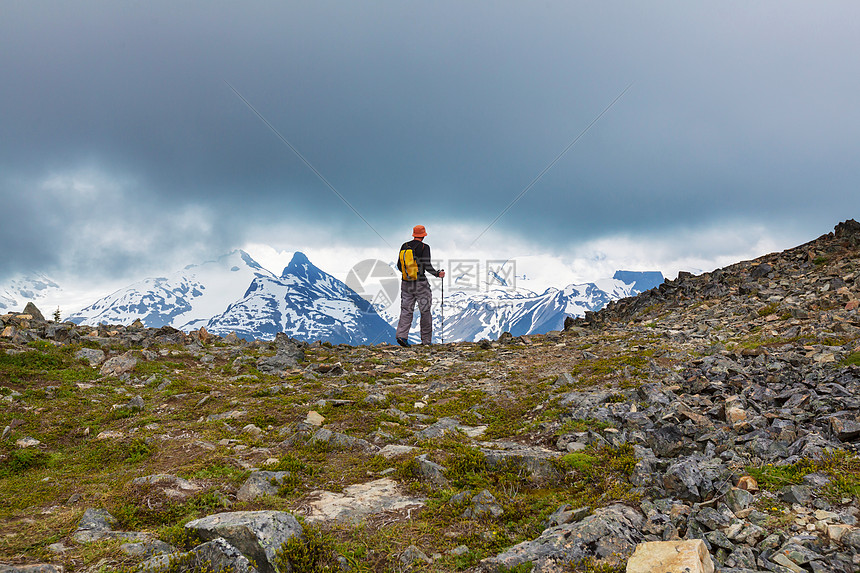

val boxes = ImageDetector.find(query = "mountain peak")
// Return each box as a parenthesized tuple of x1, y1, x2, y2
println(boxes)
(288, 251, 311, 266)
(281, 251, 320, 280)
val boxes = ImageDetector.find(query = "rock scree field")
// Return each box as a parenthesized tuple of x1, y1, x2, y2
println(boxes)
(2, 220, 860, 573)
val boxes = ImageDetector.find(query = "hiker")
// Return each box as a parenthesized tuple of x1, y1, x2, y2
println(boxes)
(396, 225, 445, 347)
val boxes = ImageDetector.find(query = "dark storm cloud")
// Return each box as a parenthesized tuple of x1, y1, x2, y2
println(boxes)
(2, 2, 859, 281)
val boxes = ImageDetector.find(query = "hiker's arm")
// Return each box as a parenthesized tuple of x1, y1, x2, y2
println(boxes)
(422, 245, 443, 278)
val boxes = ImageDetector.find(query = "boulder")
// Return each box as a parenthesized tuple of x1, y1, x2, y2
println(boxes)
(626, 539, 715, 573)
(479, 504, 644, 572)
(22, 302, 45, 321)
(236, 471, 292, 502)
(138, 537, 258, 573)
(100, 351, 139, 377)
(75, 348, 106, 366)
(184, 511, 303, 573)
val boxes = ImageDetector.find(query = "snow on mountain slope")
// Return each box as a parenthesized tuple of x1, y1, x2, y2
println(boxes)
(67, 250, 273, 328)
(383, 270, 664, 343)
(203, 252, 395, 345)
(0, 274, 62, 313)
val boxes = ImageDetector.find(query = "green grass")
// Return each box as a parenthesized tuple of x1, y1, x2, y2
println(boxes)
(746, 452, 860, 499)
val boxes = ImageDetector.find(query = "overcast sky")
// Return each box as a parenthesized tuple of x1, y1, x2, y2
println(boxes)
(2, 2, 859, 298)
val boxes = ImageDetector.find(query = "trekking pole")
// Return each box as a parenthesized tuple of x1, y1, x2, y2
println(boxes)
(440, 271, 445, 344)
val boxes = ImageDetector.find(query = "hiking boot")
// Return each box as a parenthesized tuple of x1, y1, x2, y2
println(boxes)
(396, 337, 410, 348)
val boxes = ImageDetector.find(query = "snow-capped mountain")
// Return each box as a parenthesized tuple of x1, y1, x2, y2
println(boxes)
(202, 252, 395, 345)
(66, 250, 395, 345)
(67, 250, 272, 329)
(0, 274, 63, 313)
(385, 271, 664, 343)
(27, 246, 660, 345)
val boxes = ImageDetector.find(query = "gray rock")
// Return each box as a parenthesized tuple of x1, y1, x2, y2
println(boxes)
(414, 417, 462, 439)
(780, 484, 813, 505)
(130, 474, 200, 500)
(545, 504, 588, 528)
(23, 302, 45, 321)
(400, 545, 431, 566)
(839, 527, 860, 550)
(447, 491, 471, 507)
(646, 425, 689, 458)
(462, 490, 504, 519)
(76, 507, 116, 532)
(726, 487, 755, 514)
(695, 507, 731, 531)
(724, 545, 757, 569)
(663, 458, 705, 502)
(138, 537, 258, 573)
(120, 539, 175, 558)
(257, 337, 304, 374)
(75, 348, 106, 366)
(311, 428, 377, 452)
(184, 511, 303, 573)
(415, 454, 449, 487)
(122, 395, 145, 413)
(100, 351, 139, 377)
(480, 444, 560, 481)
(236, 471, 292, 502)
(479, 504, 644, 572)
(0, 566, 62, 573)
(830, 417, 860, 441)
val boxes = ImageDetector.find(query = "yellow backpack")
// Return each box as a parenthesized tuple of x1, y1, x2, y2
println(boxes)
(399, 244, 421, 281)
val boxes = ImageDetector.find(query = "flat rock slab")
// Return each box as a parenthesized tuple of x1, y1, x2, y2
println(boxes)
(303, 478, 425, 524)
(130, 474, 200, 499)
(377, 444, 418, 458)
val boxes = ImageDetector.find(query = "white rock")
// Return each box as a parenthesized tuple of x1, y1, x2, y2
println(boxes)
(16, 436, 41, 448)
(626, 539, 714, 573)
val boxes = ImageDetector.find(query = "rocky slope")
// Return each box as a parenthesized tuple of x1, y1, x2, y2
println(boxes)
(0, 220, 859, 573)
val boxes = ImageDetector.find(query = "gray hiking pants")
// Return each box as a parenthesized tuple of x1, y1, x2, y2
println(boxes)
(396, 280, 433, 344)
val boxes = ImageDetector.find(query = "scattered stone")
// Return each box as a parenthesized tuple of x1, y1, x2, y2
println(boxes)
(378, 444, 418, 458)
(15, 436, 41, 448)
(400, 545, 432, 566)
(306, 410, 325, 426)
(129, 474, 200, 499)
(461, 490, 504, 519)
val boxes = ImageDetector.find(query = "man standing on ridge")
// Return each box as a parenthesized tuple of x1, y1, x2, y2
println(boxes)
(396, 225, 445, 347)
